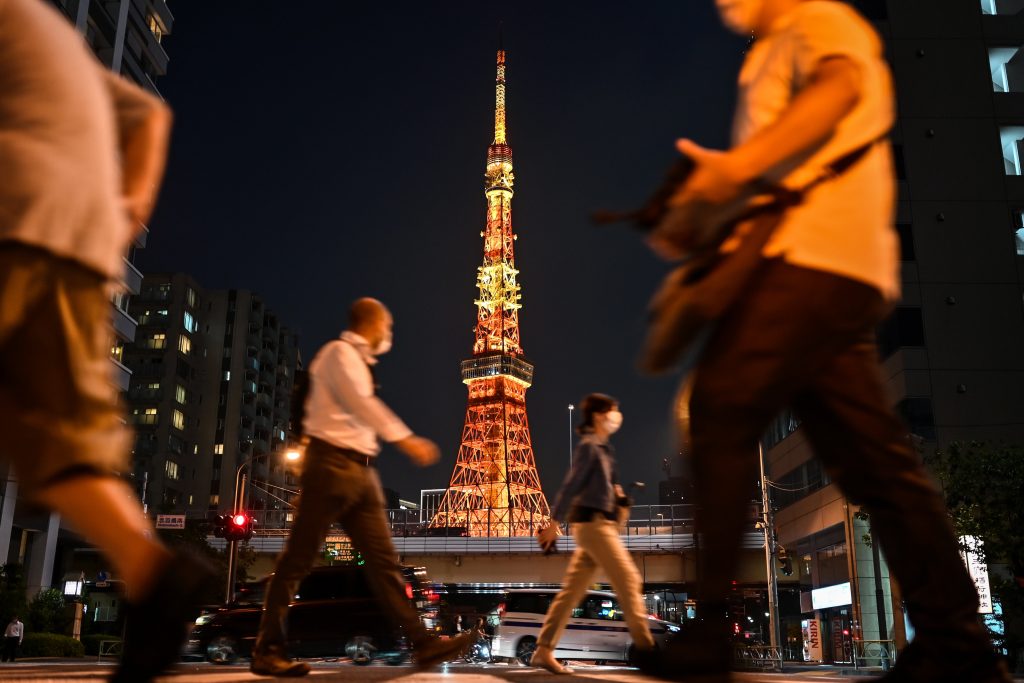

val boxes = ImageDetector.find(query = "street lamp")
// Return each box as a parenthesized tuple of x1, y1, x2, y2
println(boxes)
(567, 404, 575, 469)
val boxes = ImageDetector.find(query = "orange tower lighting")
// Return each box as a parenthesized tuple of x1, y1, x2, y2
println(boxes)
(429, 47, 550, 537)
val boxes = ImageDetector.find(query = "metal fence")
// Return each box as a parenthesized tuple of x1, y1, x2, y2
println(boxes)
(852, 639, 896, 670)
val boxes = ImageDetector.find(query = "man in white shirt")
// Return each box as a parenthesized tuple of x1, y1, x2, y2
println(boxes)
(640, 1, 1010, 682)
(0, 3, 212, 682)
(2, 616, 23, 662)
(252, 298, 474, 676)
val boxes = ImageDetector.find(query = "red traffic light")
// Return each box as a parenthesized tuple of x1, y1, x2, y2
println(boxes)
(232, 514, 247, 527)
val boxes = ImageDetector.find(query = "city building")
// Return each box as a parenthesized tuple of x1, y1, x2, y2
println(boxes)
(124, 275, 301, 528)
(0, 0, 173, 595)
(419, 488, 447, 525)
(763, 0, 1024, 664)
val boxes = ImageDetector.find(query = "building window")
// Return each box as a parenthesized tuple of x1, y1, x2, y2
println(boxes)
(878, 307, 926, 358)
(897, 397, 936, 441)
(1015, 209, 1024, 255)
(210, 495, 220, 506)
(186, 287, 197, 309)
(1000, 126, 1024, 175)
(147, 12, 164, 42)
(178, 335, 191, 355)
(981, 0, 1024, 14)
(111, 340, 125, 363)
(223, 370, 231, 381)
(989, 47, 1023, 93)
(133, 408, 158, 425)
(175, 384, 187, 405)
(183, 311, 197, 333)
(172, 409, 185, 431)
(214, 443, 224, 454)
(147, 333, 166, 350)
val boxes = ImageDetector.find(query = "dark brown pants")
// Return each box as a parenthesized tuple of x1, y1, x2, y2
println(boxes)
(686, 259, 984, 649)
(255, 438, 427, 652)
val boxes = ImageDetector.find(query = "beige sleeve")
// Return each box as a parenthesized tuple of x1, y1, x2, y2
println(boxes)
(791, 3, 879, 87)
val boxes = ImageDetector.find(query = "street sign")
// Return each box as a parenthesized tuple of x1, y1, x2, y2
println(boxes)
(155, 514, 186, 530)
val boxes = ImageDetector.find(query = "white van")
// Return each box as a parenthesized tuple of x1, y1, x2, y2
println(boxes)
(491, 588, 680, 665)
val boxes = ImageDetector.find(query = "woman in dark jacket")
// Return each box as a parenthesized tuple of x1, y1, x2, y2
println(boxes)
(531, 393, 654, 674)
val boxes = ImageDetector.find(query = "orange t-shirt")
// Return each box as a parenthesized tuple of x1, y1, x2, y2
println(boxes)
(733, 1, 900, 300)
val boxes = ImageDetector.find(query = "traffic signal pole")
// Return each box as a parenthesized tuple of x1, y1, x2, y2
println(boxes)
(225, 471, 247, 604)
(759, 443, 782, 658)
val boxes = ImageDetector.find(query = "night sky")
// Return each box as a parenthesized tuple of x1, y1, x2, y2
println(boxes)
(139, 3, 749, 505)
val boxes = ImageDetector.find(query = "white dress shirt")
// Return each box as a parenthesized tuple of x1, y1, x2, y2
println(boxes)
(4, 620, 23, 640)
(303, 331, 412, 456)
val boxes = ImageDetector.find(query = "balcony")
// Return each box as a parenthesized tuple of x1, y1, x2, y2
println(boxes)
(112, 305, 138, 343)
(120, 257, 143, 295)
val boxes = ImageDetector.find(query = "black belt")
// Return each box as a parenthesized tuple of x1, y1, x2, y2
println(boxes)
(339, 449, 376, 468)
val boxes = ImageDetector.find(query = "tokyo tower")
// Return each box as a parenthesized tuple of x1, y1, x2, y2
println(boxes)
(429, 47, 550, 537)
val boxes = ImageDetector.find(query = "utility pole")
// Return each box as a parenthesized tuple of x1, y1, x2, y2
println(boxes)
(759, 443, 782, 657)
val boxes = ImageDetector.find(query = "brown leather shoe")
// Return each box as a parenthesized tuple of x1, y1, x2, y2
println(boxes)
(414, 631, 476, 670)
(250, 644, 311, 677)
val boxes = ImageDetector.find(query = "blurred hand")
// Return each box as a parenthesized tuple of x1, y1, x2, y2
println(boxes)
(537, 523, 559, 552)
(648, 139, 758, 259)
(396, 436, 440, 467)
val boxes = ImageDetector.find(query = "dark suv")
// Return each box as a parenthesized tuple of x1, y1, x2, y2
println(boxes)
(188, 564, 439, 665)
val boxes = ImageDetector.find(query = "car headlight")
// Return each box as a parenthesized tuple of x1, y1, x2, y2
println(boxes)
(666, 624, 681, 633)
(194, 614, 214, 626)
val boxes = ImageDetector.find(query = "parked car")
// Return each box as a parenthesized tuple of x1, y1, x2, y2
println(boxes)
(490, 588, 680, 665)
(188, 564, 438, 665)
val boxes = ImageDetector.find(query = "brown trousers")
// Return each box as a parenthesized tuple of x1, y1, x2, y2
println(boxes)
(255, 438, 427, 652)
(538, 515, 654, 651)
(686, 259, 984, 650)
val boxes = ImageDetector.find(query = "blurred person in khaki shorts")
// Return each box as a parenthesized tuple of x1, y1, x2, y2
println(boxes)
(0, 1, 211, 681)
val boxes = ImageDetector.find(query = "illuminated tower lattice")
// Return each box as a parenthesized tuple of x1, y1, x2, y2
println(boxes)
(429, 48, 550, 537)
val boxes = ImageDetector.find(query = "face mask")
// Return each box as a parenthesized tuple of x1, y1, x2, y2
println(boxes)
(603, 410, 623, 434)
(715, 0, 763, 35)
(372, 331, 393, 356)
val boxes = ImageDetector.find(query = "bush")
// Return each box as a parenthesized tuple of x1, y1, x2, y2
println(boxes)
(81, 633, 121, 656)
(27, 588, 69, 634)
(20, 632, 85, 658)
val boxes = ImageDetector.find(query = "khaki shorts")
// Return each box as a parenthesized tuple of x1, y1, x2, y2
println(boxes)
(0, 243, 130, 497)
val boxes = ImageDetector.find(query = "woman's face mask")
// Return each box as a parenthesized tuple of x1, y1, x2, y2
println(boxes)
(603, 410, 623, 435)
(715, 0, 763, 35)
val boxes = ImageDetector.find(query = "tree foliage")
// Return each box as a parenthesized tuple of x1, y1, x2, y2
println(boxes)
(924, 441, 1024, 671)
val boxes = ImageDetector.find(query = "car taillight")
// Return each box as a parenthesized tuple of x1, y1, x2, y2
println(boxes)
(405, 583, 414, 600)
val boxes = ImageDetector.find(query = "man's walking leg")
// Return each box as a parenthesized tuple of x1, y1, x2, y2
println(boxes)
(794, 339, 1010, 682)
(252, 485, 336, 677)
(340, 469, 474, 669)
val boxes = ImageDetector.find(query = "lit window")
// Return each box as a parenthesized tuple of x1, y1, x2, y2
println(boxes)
(148, 333, 166, 350)
(980, 0, 1024, 14)
(1000, 126, 1024, 175)
(133, 408, 158, 425)
(989, 47, 1022, 93)
(175, 385, 187, 404)
(178, 335, 191, 355)
(184, 311, 197, 333)
(165, 460, 180, 480)
(214, 444, 224, 454)
(157, 309, 168, 317)
(172, 409, 185, 430)
(210, 494, 220, 506)
(224, 371, 231, 381)
(110, 340, 125, 363)
(147, 12, 164, 42)
(186, 287, 197, 309)
(147, 382, 160, 390)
